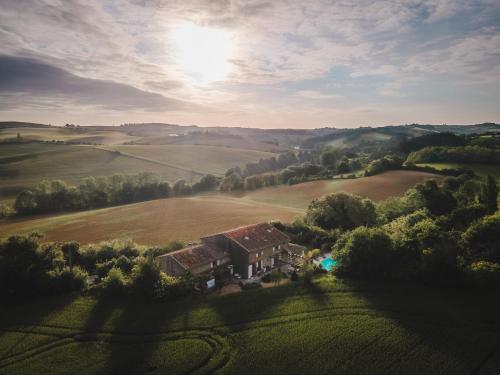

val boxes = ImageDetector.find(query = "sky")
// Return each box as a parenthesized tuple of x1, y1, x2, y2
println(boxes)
(0, 0, 499, 129)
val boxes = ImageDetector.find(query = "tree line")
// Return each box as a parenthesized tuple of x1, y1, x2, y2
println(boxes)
(0, 234, 196, 299)
(407, 145, 500, 165)
(13, 172, 218, 215)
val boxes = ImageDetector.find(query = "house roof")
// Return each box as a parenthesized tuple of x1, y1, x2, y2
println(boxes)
(220, 223, 289, 252)
(158, 244, 228, 270)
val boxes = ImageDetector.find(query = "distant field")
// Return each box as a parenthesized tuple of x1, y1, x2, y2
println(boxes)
(0, 144, 197, 203)
(107, 144, 275, 175)
(0, 143, 274, 203)
(0, 127, 139, 144)
(239, 170, 442, 209)
(0, 170, 440, 245)
(417, 163, 500, 179)
(1, 276, 499, 375)
(0, 195, 301, 245)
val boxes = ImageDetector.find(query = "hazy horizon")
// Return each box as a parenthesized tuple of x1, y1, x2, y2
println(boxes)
(1, 0, 500, 128)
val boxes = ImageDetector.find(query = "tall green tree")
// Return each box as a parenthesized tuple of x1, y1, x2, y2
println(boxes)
(480, 175, 499, 214)
(306, 193, 377, 230)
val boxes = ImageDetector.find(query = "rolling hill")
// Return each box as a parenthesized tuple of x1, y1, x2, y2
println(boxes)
(0, 143, 274, 203)
(0, 170, 441, 245)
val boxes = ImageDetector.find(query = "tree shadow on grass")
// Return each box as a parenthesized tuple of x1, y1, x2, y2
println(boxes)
(0, 293, 78, 359)
(204, 276, 337, 334)
(344, 279, 500, 374)
(96, 297, 176, 375)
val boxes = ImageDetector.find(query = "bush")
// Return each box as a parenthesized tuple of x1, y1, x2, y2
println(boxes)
(130, 257, 183, 299)
(240, 282, 262, 290)
(467, 261, 500, 287)
(42, 266, 88, 294)
(261, 273, 272, 283)
(100, 267, 128, 296)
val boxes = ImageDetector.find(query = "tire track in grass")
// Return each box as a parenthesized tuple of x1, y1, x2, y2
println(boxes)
(2, 306, 500, 374)
(0, 330, 231, 374)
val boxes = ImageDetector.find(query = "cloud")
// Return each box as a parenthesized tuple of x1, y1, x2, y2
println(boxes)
(0, 55, 196, 112)
(0, 0, 499, 127)
(379, 82, 404, 97)
(295, 90, 339, 100)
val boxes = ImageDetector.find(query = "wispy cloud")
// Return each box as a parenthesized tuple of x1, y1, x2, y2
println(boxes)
(0, 0, 499, 127)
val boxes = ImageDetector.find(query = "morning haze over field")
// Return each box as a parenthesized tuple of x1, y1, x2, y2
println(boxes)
(1, 1, 500, 375)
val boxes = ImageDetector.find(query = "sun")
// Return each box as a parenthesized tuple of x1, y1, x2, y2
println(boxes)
(172, 23, 234, 83)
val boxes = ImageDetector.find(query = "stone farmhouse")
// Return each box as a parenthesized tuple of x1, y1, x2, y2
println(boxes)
(157, 223, 305, 279)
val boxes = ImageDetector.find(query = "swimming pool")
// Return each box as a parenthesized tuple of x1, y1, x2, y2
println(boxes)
(320, 257, 337, 271)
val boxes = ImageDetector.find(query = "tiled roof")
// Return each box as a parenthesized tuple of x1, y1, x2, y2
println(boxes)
(159, 244, 227, 269)
(221, 223, 289, 252)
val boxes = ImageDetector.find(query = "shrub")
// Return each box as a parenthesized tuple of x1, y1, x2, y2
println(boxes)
(130, 257, 182, 299)
(42, 266, 88, 294)
(467, 261, 500, 287)
(241, 282, 262, 290)
(100, 267, 128, 296)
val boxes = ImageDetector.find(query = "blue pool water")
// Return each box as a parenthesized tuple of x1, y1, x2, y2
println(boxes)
(320, 257, 337, 271)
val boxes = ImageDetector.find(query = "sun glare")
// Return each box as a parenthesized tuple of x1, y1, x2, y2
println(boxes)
(172, 23, 234, 84)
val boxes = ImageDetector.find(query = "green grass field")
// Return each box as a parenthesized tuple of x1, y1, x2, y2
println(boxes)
(0, 143, 274, 203)
(0, 144, 196, 202)
(417, 163, 500, 180)
(1, 276, 499, 374)
(105, 144, 275, 175)
(0, 127, 140, 144)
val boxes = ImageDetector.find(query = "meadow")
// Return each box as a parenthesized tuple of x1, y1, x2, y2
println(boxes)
(105, 144, 276, 175)
(1, 276, 499, 375)
(0, 143, 273, 202)
(0, 126, 140, 144)
(0, 170, 440, 245)
(417, 163, 500, 180)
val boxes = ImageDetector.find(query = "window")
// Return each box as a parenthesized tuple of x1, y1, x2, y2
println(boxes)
(212, 261, 217, 268)
(278, 245, 281, 250)
(216, 259, 220, 266)
(272, 246, 276, 253)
